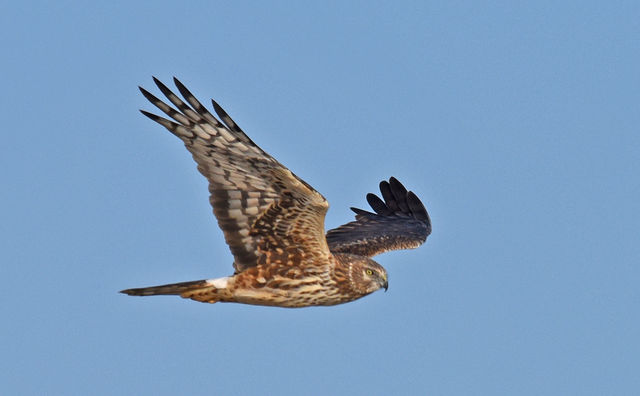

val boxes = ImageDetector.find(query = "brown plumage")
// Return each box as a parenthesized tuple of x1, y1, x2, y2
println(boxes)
(120, 77, 431, 308)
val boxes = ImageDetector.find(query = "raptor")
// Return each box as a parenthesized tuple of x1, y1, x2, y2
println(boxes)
(121, 78, 432, 308)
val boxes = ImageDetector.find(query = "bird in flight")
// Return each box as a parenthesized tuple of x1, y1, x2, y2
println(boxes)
(121, 77, 432, 308)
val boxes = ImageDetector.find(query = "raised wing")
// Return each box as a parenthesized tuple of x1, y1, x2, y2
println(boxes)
(326, 177, 431, 257)
(139, 77, 330, 273)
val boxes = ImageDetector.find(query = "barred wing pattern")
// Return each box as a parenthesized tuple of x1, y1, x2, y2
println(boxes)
(139, 77, 330, 273)
(326, 177, 431, 257)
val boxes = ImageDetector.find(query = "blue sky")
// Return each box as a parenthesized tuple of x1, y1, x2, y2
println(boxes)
(2, 1, 639, 394)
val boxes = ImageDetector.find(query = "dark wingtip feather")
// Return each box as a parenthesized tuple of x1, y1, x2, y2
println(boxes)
(378, 181, 400, 212)
(366, 193, 391, 215)
(139, 109, 158, 120)
(388, 177, 408, 197)
(212, 98, 244, 133)
(211, 99, 224, 115)
(379, 180, 390, 193)
(151, 76, 165, 92)
(172, 77, 194, 100)
(350, 207, 372, 215)
(407, 191, 431, 233)
(153, 76, 176, 99)
(139, 85, 160, 103)
(211, 99, 230, 122)
(388, 177, 409, 212)
(173, 77, 196, 101)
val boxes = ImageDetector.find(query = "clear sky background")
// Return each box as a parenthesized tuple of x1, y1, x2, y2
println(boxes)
(2, 1, 639, 395)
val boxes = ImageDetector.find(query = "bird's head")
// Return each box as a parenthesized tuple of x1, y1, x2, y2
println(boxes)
(346, 256, 388, 295)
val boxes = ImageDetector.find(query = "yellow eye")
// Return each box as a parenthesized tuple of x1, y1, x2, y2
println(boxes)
(365, 269, 373, 276)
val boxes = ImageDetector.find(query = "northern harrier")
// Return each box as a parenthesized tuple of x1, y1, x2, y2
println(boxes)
(121, 77, 432, 308)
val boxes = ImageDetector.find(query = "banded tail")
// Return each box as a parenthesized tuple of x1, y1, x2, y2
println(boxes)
(120, 277, 232, 303)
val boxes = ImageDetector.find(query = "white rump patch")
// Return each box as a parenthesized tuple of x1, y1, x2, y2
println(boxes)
(205, 277, 229, 289)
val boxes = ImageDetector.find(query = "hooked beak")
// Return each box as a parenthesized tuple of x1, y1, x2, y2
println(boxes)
(382, 275, 388, 292)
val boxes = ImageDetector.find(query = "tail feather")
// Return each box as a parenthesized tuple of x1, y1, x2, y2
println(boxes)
(121, 277, 233, 304)
(120, 279, 209, 297)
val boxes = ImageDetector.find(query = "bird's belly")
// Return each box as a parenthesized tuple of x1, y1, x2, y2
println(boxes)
(231, 280, 357, 308)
